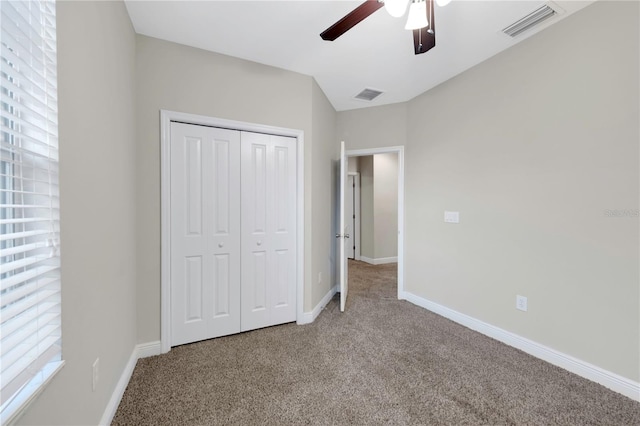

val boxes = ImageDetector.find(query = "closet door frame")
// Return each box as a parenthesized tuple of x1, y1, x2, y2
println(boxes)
(160, 110, 305, 354)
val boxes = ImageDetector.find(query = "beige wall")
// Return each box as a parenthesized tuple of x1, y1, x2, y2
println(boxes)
(135, 36, 336, 342)
(404, 1, 639, 381)
(357, 154, 399, 260)
(18, 1, 138, 424)
(310, 80, 338, 306)
(360, 156, 375, 258)
(373, 153, 398, 259)
(347, 156, 359, 174)
(336, 102, 407, 151)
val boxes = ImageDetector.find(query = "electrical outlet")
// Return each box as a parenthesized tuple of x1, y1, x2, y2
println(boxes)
(516, 295, 528, 312)
(318, 272, 322, 284)
(92, 358, 99, 391)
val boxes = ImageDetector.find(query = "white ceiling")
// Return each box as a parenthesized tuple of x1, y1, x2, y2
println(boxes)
(124, 0, 594, 111)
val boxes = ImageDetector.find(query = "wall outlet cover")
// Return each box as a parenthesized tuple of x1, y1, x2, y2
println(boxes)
(516, 295, 528, 312)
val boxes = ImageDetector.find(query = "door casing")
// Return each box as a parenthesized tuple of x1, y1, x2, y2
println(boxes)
(160, 110, 305, 354)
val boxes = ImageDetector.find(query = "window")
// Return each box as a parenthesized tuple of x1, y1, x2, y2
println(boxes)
(1, 0, 63, 422)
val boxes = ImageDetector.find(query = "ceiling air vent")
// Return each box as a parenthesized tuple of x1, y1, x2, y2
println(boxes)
(354, 88, 383, 101)
(502, 4, 556, 38)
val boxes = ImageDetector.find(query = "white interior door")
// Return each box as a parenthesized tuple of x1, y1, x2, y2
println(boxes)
(347, 175, 355, 259)
(339, 141, 349, 312)
(241, 132, 297, 331)
(351, 173, 361, 261)
(346, 173, 361, 260)
(170, 122, 241, 346)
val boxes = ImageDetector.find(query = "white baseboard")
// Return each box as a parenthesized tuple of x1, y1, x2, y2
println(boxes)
(299, 285, 338, 325)
(401, 291, 640, 402)
(360, 256, 397, 265)
(99, 349, 138, 426)
(99, 341, 164, 425)
(137, 340, 162, 358)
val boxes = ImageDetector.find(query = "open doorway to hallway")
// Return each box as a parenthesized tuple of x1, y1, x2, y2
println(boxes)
(347, 154, 399, 265)
(345, 151, 400, 304)
(335, 144, 404, 311)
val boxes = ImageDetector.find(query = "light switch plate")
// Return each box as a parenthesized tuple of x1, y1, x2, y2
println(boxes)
(444, 211, 460, 223)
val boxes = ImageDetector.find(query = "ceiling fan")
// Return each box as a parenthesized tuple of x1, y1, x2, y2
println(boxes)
(320, 0, 450, 55)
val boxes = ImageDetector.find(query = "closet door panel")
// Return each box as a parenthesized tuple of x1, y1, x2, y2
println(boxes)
(268, 136, 297, 325)
(185, 256, 204, 321)
(171, 127, 207, 345)
(170, 123, 241, 346)
(241, 132, 296, 331)
(208, 135, 241, 339)
(212, 254, 231, 318)
(240, 133, 270, 331)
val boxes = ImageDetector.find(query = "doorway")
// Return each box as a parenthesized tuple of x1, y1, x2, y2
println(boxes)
(338, 145, 404, 309)
(349, 154, 398, 265)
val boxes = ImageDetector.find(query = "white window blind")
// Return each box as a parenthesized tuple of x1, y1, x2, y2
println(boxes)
(0, 0, 62, 421)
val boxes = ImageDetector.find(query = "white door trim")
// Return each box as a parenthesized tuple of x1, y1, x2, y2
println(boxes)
(160, 110, 305, 354)
(346, 146, 404, 299)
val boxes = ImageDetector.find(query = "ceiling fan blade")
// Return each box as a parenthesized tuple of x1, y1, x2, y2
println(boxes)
(413, 0, 436, 54)
(320, 0, 384, 41)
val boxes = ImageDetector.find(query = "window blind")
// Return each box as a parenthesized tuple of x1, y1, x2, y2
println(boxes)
(0, 0, 62, 420)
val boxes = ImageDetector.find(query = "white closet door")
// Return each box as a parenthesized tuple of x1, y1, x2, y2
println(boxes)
(170, 122, 241, 346)
(241, 132, 297, 331)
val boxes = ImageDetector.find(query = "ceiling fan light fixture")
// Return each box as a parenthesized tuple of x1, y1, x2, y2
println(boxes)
(404, 0, 428, 30)
(384, 0, 410, 18)
(436, 0, 452, 7)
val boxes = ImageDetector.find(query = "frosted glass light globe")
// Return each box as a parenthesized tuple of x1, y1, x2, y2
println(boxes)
(384, 0, 410, 18)
(404, 0, 428, 30)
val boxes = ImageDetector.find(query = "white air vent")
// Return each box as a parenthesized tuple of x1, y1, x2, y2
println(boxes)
(354, 88, 383, 101)
(502, 4, 557, 38)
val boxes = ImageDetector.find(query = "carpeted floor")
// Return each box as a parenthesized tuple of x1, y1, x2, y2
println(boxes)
(113, 260, 640, 425)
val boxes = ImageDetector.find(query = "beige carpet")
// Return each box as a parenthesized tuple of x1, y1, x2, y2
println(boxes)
(113, 260, 640, 425)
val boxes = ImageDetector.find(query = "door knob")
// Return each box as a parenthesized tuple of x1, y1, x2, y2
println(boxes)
(257, 241, 262, 246)
(218, 242, 224, 248)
